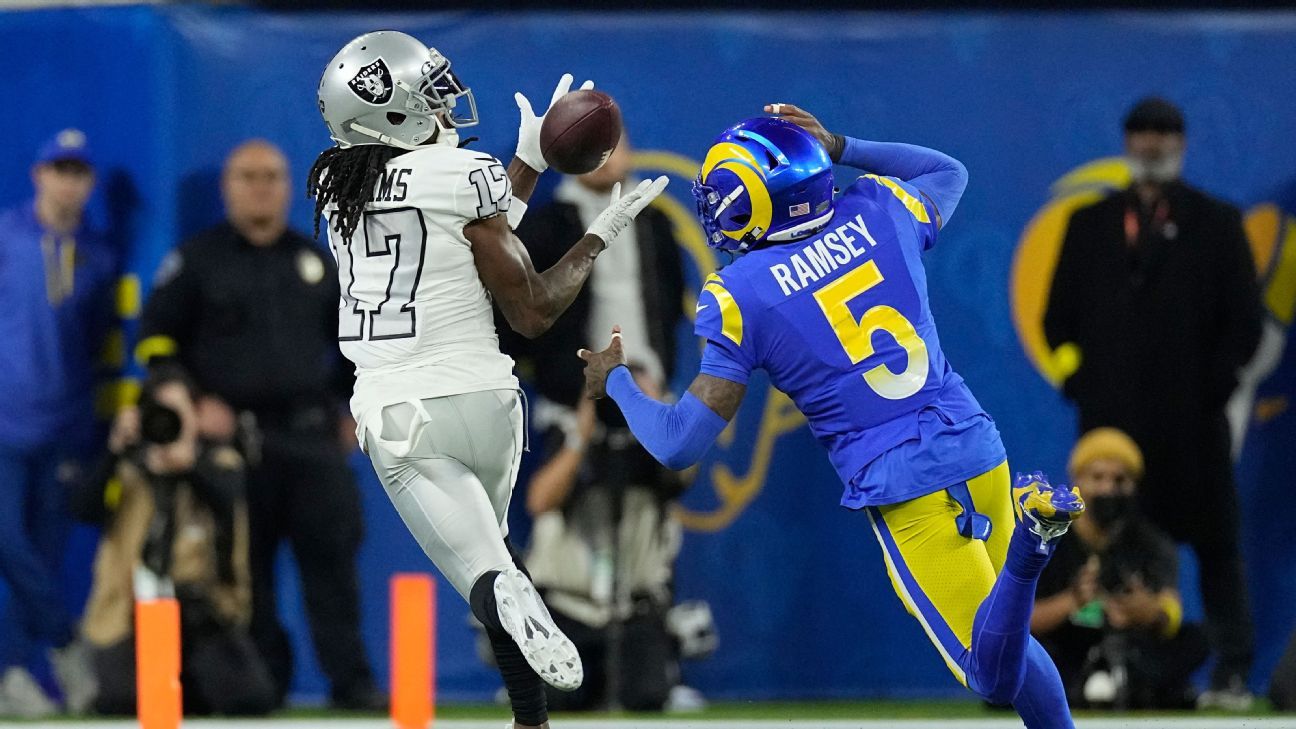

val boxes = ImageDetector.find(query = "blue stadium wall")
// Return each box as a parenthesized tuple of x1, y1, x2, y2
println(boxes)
(1, 6, 1294, 702)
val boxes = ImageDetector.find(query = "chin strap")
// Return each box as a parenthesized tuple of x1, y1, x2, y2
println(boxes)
(346, 115, 460, 151)
(345, 122, 421, 151)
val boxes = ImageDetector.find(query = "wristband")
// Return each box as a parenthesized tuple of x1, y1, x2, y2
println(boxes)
(1158, 593, 1183, 639)
(507, 197, 527, 230)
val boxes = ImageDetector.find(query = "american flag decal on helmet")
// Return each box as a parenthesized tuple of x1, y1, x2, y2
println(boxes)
(789, 202, 811, 217)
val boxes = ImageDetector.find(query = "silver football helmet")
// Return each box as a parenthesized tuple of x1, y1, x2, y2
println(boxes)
(317, 30, 478, 150)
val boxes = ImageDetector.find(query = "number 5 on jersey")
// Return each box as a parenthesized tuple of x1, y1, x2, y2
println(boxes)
(334, 208, 426, 342)
(813, 259, 929, 400)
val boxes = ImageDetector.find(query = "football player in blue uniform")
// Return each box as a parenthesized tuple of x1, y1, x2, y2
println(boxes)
(578, 104, 1082, 728)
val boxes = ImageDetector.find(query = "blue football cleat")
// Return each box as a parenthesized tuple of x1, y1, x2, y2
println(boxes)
(1013, 471, 1085, 554)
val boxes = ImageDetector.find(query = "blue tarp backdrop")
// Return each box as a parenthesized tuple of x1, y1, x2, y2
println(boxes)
(1, 6, 1294, 702)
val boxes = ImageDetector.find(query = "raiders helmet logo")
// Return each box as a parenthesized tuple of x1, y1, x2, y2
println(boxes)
(347, 58, 394, 105)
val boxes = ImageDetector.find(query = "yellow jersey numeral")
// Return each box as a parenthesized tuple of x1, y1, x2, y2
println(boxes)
(812, 260, 930, 400)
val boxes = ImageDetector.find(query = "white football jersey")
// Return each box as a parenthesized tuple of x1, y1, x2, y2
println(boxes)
(324, 144, 519, 429)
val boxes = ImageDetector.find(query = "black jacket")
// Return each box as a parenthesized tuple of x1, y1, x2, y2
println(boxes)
(139, 224, 352, 414)
(1044, 183, 1262, 517)
(503, 200, 685, 407)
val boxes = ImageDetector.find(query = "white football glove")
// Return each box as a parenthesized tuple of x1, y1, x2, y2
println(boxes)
(514, 73, 594, 173)
(586, 177, 670, 247)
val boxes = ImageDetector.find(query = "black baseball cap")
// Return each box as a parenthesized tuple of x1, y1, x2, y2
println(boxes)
(1123, 97, 1185, 135)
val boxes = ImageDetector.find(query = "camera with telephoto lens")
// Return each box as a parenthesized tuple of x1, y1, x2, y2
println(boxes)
(1098, 547, 1166, 596)
(138, 392, 183, 446)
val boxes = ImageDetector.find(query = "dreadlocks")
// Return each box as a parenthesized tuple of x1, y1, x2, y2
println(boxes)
(307, 145, 403, 243)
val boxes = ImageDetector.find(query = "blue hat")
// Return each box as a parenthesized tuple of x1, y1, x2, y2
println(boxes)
(36, 128, 93, 167)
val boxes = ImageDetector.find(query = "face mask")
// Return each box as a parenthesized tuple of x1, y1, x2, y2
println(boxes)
(1087, 494, 1136, 528)
(1127, 152, 1183, 185)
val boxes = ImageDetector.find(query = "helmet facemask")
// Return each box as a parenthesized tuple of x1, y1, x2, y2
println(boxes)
(417, 51, 478, 129)
(693, 176, 761, 253)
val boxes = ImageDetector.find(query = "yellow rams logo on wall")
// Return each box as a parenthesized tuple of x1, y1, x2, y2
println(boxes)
(1245, 204, 1296, 329)
(1011, 158, 1296, 387)
(634, 150, 805, 533)
(1011, 157, 1130, 386)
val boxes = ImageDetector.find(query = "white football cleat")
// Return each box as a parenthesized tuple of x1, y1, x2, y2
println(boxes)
(50, 640, 98, 714)
(493, 568, 583, 691)
(1, 666, 57, 718)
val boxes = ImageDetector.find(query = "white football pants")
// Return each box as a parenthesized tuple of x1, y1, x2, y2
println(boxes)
(363, 389, 523, 599)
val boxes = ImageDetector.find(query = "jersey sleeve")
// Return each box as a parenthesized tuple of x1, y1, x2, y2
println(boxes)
(694, 273, 757, 384)
(137, 246, 199, 365)
(451, 154, 515, 227)
(846, 175, 940, 251)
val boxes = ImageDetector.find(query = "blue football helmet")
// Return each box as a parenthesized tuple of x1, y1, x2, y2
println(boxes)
(692, 117, 835, 252)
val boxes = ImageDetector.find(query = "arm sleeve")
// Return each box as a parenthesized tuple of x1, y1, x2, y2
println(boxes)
(606, 366, 728, 470)
(137, 249, 199, 365)
(1045, 214, 1086, 351)
(317, 252, 356, 403)
(193, 447, 247, 584)
(1209, 206, 1264, 404)
(1146, 531, 1180, 593)
(837, 137, 969, 228)
(68, 449, 120, 525)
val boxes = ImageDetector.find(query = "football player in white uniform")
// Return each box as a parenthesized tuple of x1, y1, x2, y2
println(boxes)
(309, 31, 667, 729)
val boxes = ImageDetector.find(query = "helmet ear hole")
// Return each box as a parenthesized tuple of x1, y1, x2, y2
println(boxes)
(386, 112, 407, 126)
(731, 213, 751, 225)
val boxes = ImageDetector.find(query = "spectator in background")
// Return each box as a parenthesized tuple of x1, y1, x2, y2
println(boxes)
(73, 365, 275, 716)
(507, 134, 685, 404)
(502, 135, 707, 711)
(1033, 428, 1207, 710)
(136, 140, 381, 710)
(1273, 628, 1296, 712)
(1044, 97, 1264, 709)
(0, 129, 113, 717)
(522, 377, 707, 712)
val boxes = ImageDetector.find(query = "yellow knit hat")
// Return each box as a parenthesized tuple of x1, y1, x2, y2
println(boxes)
(1067, 427, 1144, 480)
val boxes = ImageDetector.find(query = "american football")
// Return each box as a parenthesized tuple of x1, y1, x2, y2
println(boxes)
(540, 89, 623, 174)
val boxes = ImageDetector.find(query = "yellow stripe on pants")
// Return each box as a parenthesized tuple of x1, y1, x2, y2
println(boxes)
(866, 461, 1014, 685)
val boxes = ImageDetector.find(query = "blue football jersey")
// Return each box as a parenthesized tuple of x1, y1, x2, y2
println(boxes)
(696, 175, 1005, 507)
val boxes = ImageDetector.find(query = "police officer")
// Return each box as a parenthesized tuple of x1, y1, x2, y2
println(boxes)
(137, 140, 382, 710)
(0, 129, 111, 717)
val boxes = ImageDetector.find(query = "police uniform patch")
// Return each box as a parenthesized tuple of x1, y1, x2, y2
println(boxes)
(347, 58, 394, 105)
(153, 251, 183, 287)
(298, 251, 325, 285)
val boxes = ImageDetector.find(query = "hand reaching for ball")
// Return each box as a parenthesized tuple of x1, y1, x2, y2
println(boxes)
(586, 177, 670, 248)
(514, 73, 594, 173)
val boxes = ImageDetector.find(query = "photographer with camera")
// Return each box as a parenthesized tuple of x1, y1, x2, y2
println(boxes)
(71, 365, 275, 716)
(1032, 428, 1208, 710)
(516, 369, 713, 713)
(494, 131, 712, 712)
